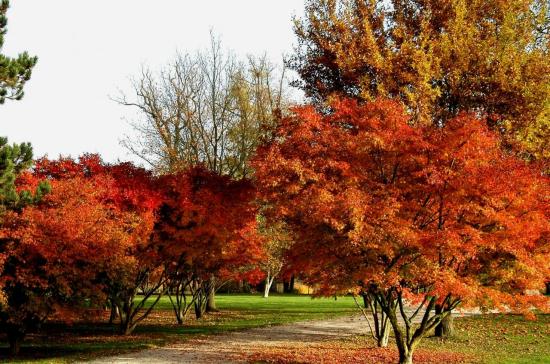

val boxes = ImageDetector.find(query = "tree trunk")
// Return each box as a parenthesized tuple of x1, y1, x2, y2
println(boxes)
(377, 323, 390, 347)
(120, 321, 134, 335)
(194, 300, 203, 319)
(263, 274, 274, 298)
(205, 276, 218, 312)
(399, 351, 413, 364)
(168, 289, 186, 325)
(435, 305, 454, 338)
(109, 301, 119, 325)
(289, 275, 295, 292)
(7, 328, 24, 356)
(385, 298, 417, 364)
(118, 299, 137, 335)
(364, 293, 390, 348)
(393, 328, 414, 364)
(175, 309, 184, 325)
(119, 312, 133, 335)
(393, 329, 415, 364)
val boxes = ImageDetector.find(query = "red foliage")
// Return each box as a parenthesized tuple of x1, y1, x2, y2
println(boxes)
(155, 166, 262, 282)
(253, 98, 550, 362)
(107, 162, 162, 212)
(33, 154, 104, 179)
(244, 345, 469, 364)
(1, 155, 163, 346)
(0, 175, 139, 349)
(253, 98, 550, 309)
(3, 153, 265, 343)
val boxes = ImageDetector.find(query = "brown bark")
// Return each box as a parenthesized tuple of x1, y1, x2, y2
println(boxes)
(194, 300, 203, 319)
(377, 324, 390, 348)
(365, 293, 390, 347)
(205, 276, 219, 312)
(386, 303, 416, 364)
(384, 292, 456, 364)
(108, 300, 119, 325)
(399, 351, 413, 364)
(118, 301, 137, 335)
(120, 319, 135, 335)
(435, 305, 455, 338)
(167, 281, 193, 325)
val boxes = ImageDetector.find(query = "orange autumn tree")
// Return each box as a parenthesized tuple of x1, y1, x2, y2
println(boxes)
(33, 155, 163, 335)
(101, 162, 162, 335)
(155, 166, 262, 322)
(0, 174, 136, 355)
(253, 99, 550, 364)
(290, 0, 550, 337)
(290, 0, 550, 160)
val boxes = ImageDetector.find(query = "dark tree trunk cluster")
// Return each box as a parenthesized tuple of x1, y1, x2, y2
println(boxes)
(367, 289, 461, 364)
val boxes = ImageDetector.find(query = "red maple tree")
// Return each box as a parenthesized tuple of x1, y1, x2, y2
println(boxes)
(155, 166, 262, 321)
(253, 99, 550, 364)
(28, 155, 163, 335)
(0, 174, 138, 354)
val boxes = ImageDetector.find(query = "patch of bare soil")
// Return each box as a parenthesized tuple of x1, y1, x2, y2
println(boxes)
(84, 315, 371, 364)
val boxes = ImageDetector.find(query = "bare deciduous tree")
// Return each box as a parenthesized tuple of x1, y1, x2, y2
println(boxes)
(118, 34, 289, 178)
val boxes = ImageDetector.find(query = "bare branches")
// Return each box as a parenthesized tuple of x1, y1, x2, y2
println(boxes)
(352, 294, 377, 340)
(118, 34, 290, 177)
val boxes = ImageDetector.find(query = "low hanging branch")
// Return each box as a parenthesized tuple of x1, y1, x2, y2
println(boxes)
(117, 269, 170, 335)
(351, 294, 376, 341)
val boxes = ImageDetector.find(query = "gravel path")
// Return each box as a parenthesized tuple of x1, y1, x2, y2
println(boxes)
(84, 314, 371, 364)
(85, 309, 478, 364)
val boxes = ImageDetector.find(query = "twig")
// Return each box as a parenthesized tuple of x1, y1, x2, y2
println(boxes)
(352, 295, 377, 340)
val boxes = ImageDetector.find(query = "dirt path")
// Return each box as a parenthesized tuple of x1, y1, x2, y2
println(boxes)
(85, 314, 371, 364)
(86, 309, 480, 364)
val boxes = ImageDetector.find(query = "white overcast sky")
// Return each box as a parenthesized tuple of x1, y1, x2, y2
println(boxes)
(0, 0, 304, 163)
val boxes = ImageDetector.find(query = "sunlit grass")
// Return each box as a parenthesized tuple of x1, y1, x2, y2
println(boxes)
(422, 313, 550, 364)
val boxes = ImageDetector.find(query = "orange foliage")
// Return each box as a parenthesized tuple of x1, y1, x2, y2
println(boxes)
(244, 344, 469, 364)
(0, 174, 140, 350)
(253, 98, 550, 362)
(290, 0, 550, 160)
(254, 98, 550, 307)
(1, 155, 162, 342)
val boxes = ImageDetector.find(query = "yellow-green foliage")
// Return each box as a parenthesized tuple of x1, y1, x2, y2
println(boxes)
(291, 0, 549, 159)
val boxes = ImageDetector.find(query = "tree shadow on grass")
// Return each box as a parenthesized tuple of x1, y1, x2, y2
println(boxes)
(0, 322, 168, 362)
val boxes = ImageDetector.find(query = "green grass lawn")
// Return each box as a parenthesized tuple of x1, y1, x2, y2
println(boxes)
(422, 313, 550, 364)
(0, 294, 548, 363)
